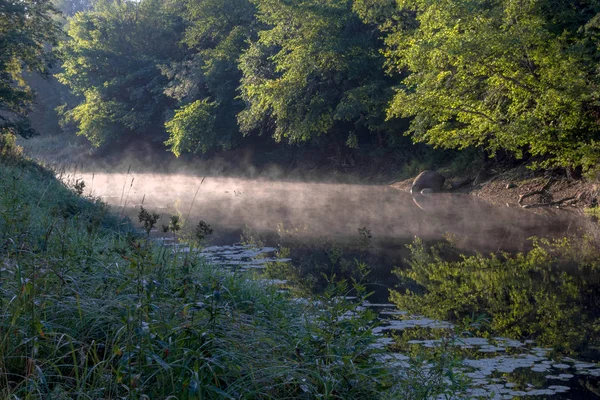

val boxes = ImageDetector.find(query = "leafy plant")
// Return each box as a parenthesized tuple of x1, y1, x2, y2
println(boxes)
(366, 0, 600, 169)
(584, 206, 600, 219)
(195, 220, 213, 241)
(138, 206, 161, 236)
(169, 215, 181, 233)
(73, 179, 85, 196)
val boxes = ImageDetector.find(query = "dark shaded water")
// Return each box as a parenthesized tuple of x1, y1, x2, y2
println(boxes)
(76, 172, 600, 399)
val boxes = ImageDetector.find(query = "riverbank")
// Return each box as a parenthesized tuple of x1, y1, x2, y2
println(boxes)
(20, 133, 600, 215)
(0, 148, 467, 398)
(392, 165, 600, 216)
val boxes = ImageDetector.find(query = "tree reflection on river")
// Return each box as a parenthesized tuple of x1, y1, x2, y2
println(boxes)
(391, 237, 600, 355)
(76, 171, 600, 398)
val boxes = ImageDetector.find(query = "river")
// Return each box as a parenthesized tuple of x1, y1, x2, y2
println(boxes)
(73, 170, 600, 399)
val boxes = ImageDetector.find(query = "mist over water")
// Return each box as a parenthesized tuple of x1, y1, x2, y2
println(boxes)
(64, 169, 600, 399)
(78, 171, 586, 254)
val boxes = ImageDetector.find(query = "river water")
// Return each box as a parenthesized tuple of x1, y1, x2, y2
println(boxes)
(74, 171, 600, 399)
(79, 172, 585, 249)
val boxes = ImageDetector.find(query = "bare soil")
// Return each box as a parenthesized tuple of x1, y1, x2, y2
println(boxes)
(392, 166, 600, 215)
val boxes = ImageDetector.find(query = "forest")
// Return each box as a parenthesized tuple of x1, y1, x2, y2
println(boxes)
(3, 1, 600, 399)
(4, 0, 600, 171)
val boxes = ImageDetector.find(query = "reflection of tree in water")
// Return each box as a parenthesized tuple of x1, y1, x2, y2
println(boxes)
(259, 225, 396, 300)
(391, 237, 600, 354)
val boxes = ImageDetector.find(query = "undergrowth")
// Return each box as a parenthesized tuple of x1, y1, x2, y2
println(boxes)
(584, 206, 600, 219)
(0, 151, 468, 399)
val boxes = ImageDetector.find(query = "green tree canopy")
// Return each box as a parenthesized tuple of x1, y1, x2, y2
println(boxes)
(57, 0, 185, 147)
(0, 0, 61, 137)
(371, 0, 600, 169)
(43, 0, 600, 168)
(162, 0, 258, 156)
(238, 0, 395, 148)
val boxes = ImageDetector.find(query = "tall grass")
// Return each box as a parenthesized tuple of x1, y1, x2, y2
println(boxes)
(0, 150, 467, 399)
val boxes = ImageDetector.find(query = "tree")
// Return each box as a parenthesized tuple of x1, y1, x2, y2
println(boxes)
(238, 0, 395, 149)
(0, 0, 61, 137)
(375, 0, 600, 169)
(20, 0, 98, 139)
(57, 0, 185, 148)
(162, 0, 258, 156)
(53, 0, 95, 17)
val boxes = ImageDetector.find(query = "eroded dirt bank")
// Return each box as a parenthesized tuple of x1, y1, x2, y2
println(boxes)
(392, 166, 600, 216)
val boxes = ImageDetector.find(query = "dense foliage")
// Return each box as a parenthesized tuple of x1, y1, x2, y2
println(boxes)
(238, 0, 396, 148)
(0, 0, 61, 137)
(57, 0, 185, 147)
(5, 0, 600, 168)
(163, 0, 259, 155)
(370, 0, 600, 169)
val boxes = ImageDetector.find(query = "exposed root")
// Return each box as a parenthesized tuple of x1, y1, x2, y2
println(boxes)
(518, 178, 553, 207)
(520, 195, 577, 209)
(518, 178, 578, 208)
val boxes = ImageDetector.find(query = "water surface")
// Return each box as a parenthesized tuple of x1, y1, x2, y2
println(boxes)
(75, 171, 599, 399)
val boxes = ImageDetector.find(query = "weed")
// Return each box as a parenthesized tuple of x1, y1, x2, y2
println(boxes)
(0, 132, 23, 158)
(195, 220, 213, 242)
(584, 206, 600, 219)
(73, 178, 85, 196)
(138, 206, 161, 236)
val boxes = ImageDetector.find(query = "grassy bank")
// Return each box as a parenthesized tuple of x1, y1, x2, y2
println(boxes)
(0, 148, 466, 398)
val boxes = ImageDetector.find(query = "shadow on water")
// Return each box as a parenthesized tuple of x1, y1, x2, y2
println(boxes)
(74, 171, 600, 399)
